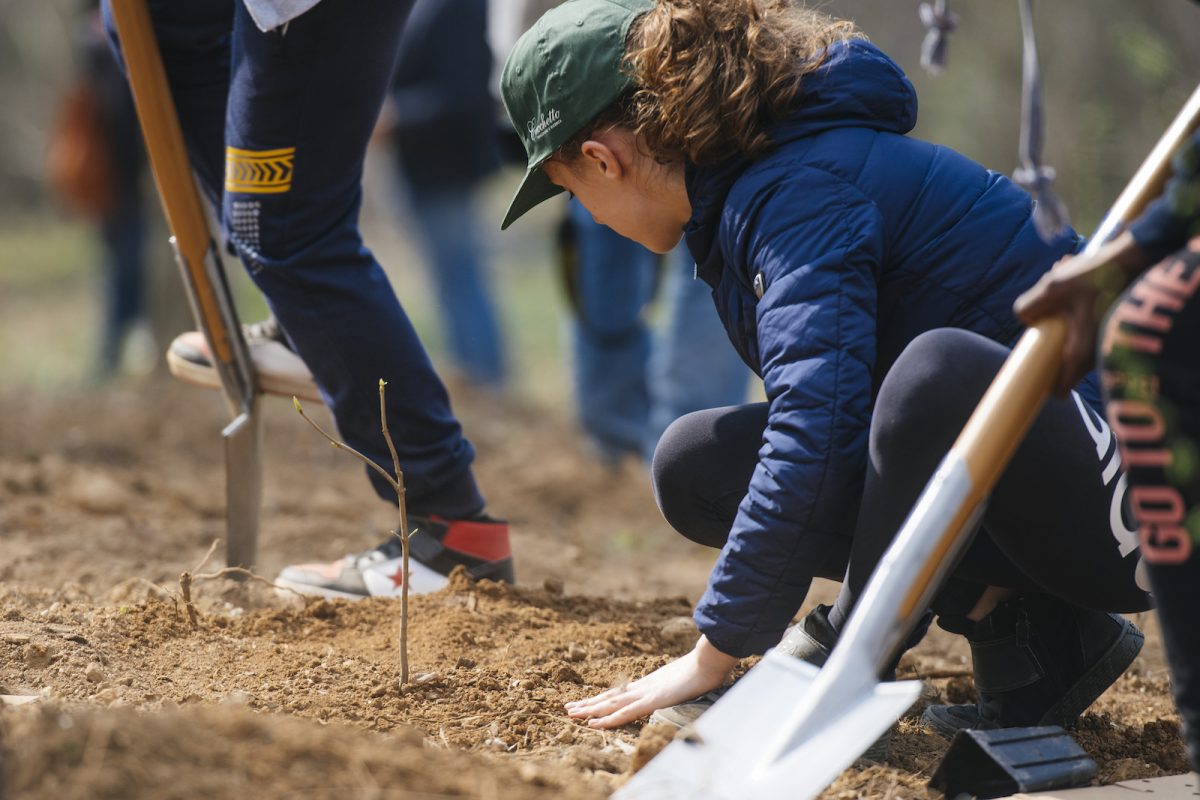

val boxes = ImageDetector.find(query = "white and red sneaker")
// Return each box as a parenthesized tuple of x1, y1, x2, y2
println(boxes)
(275, 514, 514, 600)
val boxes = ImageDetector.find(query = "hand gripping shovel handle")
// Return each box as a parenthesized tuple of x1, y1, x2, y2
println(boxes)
(108, 0, 257, 415)
(109, 0, 263, 569)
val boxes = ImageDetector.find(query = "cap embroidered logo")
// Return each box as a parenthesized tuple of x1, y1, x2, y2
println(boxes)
(527, 108, 563, 140)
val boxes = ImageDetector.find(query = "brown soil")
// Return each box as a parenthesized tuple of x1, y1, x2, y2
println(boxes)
(0, 381, 1188, 799)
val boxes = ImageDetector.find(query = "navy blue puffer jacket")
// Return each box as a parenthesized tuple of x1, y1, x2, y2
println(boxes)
(684, 39, 1091, 658)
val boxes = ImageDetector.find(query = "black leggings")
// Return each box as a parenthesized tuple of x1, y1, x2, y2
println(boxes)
(652, 328, 1152, 627)
(1101, 243, 1200, 772)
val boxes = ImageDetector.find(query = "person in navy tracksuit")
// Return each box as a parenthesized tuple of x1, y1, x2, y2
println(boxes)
(500, 0, 1151, 740)
(101, 0, 516, 600)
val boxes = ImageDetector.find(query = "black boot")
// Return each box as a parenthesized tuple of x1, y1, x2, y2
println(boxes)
(923, 594, 1144, 738)
(779, 603, 933, 679)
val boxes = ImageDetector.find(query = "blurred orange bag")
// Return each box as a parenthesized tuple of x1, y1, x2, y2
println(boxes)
(45, 80, 115, 220)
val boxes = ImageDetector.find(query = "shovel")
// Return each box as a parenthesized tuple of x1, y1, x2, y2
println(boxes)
(108, 0, 264, 570)
(618, 83, 1200, 800)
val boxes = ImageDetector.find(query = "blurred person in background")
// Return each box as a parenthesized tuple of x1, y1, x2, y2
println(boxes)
(47, 2, 154, 380)
(561, 200, 750, 464)
(386, 0, 508, 392)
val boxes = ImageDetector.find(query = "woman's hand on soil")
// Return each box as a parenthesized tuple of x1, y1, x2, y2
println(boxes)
(564, 635, 737, 729)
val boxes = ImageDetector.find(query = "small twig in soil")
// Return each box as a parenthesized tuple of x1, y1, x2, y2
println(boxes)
(294, 387, 414, 687)
(379, 380, 413, 687)
(177, 561, 313, 630)
(179, 571, 199, 630)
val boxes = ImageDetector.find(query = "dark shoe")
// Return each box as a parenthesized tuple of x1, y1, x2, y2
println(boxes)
(275, 514, 514, 599)
(776, 602, 838, 665)
(649, 687, 730, 728)
(923, 595, 1144, 739)
(650, 605, 891, 762)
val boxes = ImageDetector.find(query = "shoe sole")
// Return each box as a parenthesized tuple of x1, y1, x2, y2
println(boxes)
(275, 558, 514, 602)
(273, 577, 369, 601)
(922, 704, 978, 740)
(922, 616, 1145, 739)
(166, 348, 324, 403)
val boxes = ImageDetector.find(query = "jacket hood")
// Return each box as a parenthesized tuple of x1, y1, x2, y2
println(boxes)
(772, 38, 917, 144)
(684, 39, 917, 277)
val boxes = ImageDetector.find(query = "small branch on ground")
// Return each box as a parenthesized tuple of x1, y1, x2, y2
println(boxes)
(179, 571, 199, 630)
(176, 536, 313, 629)
(191, 539, 220, 575)
(192, 566, 312, 602)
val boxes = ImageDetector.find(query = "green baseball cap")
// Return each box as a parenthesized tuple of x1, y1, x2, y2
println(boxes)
(500, 0, 654, 230)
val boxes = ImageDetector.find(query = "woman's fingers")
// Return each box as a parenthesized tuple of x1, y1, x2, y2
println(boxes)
(565, 684, 624, 708)
(587, 696, 657, 729)
(565, 684, 637, 718)
(566, 694, 633, 719)
(564, 640, 737, 729)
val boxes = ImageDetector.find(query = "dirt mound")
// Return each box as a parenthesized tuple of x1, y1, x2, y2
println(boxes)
(1, 702, 603, 800)
(0, 385, 1189, 798)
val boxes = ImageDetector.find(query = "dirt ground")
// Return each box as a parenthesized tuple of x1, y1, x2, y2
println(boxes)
(0, 380, 1190, 799)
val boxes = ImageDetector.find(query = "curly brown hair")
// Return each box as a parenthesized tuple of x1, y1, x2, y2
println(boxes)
(557, 0, 860, 166)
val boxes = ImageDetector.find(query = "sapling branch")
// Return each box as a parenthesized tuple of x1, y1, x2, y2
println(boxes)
(378, 380, 412, 687)
(292, 397, 398, 492)
(294, 390, 414, 686)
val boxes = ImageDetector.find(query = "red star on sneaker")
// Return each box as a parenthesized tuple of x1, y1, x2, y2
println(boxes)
(389, 567, 406, 588)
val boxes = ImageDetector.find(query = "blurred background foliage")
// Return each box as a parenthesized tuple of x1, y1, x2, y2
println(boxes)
(0, 0, 1198, 394)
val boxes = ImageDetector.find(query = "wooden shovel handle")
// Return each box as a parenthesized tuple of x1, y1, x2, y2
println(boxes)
(108, 0, 233, 365)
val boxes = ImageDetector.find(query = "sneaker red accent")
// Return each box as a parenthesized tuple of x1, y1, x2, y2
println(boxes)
(434, 516, 512, 562)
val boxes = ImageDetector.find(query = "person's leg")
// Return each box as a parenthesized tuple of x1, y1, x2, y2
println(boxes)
(829, 329, 1148, 734)
(649, 403, 872, 749)
(837, 328, 1149, 615)
(402, 183, 507, 389)
(1101, 244, 1200, 772)
(645, 245, 751, 459)
(219, 0, 486, 517)
(651, 403, 850, 579)
(567, 199, 656, 462)
(97, 199, 147, 377)
(103, 0, 510, 595)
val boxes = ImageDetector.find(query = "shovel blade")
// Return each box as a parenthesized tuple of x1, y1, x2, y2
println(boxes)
(617, 651, 921, 800)
(223, 403, 263, 569)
